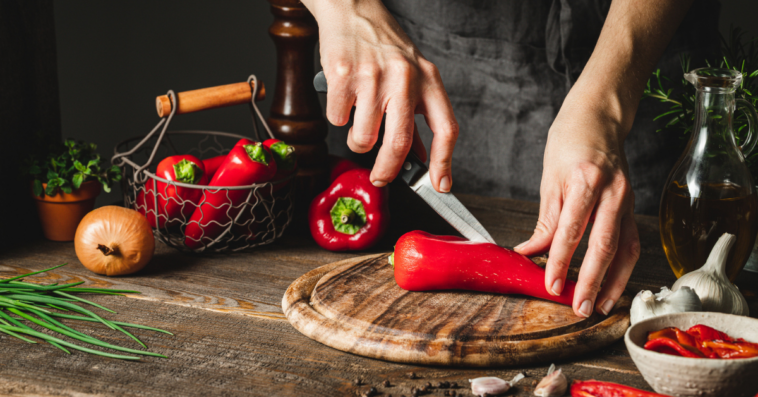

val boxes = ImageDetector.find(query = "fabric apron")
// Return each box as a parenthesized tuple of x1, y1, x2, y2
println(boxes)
(333, 0, 720, 215)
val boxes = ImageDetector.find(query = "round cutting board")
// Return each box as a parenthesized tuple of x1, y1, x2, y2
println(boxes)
(283, 253, 630, 367)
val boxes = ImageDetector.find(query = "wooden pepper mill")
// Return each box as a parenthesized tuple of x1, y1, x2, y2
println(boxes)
(267, 0, 329, 207)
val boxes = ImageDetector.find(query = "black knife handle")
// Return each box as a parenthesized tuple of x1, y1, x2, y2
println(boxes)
(400, 151, 428, 186)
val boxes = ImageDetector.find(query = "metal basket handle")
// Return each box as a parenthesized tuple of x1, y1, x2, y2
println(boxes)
(112, 74, 276, 183)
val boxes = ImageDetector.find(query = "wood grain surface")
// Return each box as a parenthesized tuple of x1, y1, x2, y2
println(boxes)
(284, 253, 630, 367)
(1, 193, 757, 396)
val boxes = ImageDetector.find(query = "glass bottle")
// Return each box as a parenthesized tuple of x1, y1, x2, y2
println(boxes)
(660, 68, 758, 281)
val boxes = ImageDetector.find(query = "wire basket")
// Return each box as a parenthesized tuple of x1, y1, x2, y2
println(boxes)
(112, 75, 294, 253)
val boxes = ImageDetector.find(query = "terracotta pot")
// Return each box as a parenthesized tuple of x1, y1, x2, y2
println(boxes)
(32, 180, 101, 241)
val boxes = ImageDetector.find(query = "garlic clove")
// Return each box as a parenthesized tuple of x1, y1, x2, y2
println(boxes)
(672, 233, 749, 316)
(470, 373, 524, 396)
(630, 286, 702, 324)
(534, 364, 567, 397)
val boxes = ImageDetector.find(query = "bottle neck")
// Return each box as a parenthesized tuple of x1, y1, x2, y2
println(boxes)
(692, 88, 736, 147)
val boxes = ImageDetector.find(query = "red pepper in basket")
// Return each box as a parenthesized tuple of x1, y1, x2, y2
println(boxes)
(308, 168, 389, 251)
(201, 138, 256, 179)
(571, 380, 669, 396)
(263, 139, 297, 190)
(136, 155, 209, 229)
(184, 142, 277, 249)
(391, 231, 577, 306)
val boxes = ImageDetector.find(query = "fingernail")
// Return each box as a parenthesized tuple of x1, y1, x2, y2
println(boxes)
(514, 240, 530, 251)
(579, 300, 593, 318)
(439, 176, 451, 192)
(550, 278, 563, 296)
(600, 299, 615, 316)
(372, 180, 387, 187)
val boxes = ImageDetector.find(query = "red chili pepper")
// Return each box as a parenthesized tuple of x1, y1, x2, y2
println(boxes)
(201, 138, 256, 179)
(644, 337, 704, 358)
(571, 380, 670, 396)
(391, 231, 576, 306)
(308, 169, 389, 251)
(263, 138, 297, 190)
(136, 155, 208, 229)
(647, 327, 705, 357)
(184, 142, 277, 249)
(328, 155, 361, 183)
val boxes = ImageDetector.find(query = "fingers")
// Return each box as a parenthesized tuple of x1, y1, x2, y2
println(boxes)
(543, 167, 602, 303)
(324, 65, 356, 127)
(347, 81, 383, 154)
(421, 63, 458, 193)
(594, 212, 640, 316)
(571, 182, 628, 317)
(514, 190, 562, 256)
(371, 100, 415, 186)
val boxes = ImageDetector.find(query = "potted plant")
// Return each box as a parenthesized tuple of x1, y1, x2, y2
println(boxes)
(26, 139, 122, 241)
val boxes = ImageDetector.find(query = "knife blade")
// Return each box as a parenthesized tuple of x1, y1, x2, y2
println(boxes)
(313, 71, 496, 244)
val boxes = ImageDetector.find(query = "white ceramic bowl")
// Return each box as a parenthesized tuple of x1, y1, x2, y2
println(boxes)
(625, 312, 758, 397)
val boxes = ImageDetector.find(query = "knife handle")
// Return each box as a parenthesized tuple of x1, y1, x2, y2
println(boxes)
(313, 71, 428, 163)
(400, 151, 428, 186)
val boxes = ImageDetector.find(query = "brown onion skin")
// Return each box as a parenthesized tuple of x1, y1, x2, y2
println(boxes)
(75, 206, 155, 276)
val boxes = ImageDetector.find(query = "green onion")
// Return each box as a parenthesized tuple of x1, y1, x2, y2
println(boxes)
(0, 264, 170, 360)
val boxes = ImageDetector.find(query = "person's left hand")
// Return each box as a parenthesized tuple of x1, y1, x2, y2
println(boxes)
(514, 90, 641, 318)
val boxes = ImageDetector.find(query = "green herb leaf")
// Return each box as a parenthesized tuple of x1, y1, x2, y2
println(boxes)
(72, 173, 84, 189)
(32, 180, 43, 197)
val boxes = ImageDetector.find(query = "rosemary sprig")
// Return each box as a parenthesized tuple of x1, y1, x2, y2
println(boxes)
(0, 264, 170, 360)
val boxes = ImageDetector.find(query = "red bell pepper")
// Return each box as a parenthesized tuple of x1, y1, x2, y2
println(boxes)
(391, 231, 576, 306)
(263, 138, 297, 190)
(308, 168, 389, 251)
(201, 138, 256, 179)
(571, 380, 669, 396)
(328, 155, 361, 183)
(184, 142, 277, 249)
(136, 155, 208, 229)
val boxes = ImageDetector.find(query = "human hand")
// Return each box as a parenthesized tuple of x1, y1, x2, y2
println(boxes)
(514, 92, 641, 318)
(302, 0, 458, 192)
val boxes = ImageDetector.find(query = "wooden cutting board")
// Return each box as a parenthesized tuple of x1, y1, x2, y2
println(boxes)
(283, 253, 631, 367)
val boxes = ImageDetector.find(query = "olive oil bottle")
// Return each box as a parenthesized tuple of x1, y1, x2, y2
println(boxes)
(659, 68, 758, 282)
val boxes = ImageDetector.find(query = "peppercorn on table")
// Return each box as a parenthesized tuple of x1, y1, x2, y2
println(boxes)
(1, 191, 757, 397)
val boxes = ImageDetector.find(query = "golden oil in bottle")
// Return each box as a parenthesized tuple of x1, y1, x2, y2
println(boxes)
(660, 182, 758, 281)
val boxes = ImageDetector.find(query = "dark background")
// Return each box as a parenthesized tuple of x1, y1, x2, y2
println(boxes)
(2, 0, 757, 244)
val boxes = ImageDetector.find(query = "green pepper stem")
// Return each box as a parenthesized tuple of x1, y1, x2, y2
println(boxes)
(340, 209, 356, 225)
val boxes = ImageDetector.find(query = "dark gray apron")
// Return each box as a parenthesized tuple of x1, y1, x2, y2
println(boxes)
(326, 0, 720, 215)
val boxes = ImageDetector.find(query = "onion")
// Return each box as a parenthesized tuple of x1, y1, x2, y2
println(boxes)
(74, 206, 155, 276)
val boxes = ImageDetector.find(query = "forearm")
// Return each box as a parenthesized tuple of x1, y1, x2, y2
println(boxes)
(565, 0, 694, 138)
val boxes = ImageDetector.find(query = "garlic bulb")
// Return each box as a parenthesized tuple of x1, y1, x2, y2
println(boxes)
(534, 364, 567, 397)
(672, 233, 749, 316)
(630, 286, 702, 324)
(470, 373, 524, 396)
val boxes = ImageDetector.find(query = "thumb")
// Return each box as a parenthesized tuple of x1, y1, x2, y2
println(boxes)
(514, 195, 561, 256)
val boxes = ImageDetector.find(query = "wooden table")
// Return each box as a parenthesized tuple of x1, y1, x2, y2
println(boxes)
(1, 192, 756, 397)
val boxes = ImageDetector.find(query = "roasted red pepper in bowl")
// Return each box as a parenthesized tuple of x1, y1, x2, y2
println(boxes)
(643, 324, 758, 359)
(136, 155, 209, 229)
(391, 231, 577, 306)
(308, 168, 389, 251)
(184, 142, 277, 249)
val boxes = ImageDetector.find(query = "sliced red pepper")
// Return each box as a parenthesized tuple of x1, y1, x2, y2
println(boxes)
(647, 327, 704, 357)
(571, 380, 670, 396)
(184, 142, 277, 249)
(644, 337, 704, 358)
(308, 169, 389, 251)
(136, 155, 209, 229)
(392, 230, 577, 306)
(686, 324, 733, 343)
(702, 340, 758, 359)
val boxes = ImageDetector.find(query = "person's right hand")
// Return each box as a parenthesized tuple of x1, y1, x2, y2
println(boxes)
(301, 0, 459, 193)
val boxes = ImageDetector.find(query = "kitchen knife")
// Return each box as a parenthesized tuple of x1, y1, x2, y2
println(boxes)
(313, 71, 496, 244)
